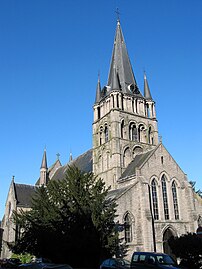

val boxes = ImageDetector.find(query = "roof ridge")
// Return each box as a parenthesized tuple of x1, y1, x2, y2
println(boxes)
(138, 145, 160, 169)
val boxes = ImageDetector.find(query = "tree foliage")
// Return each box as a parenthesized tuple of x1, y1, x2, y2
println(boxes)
(168, 233, 202, 269)
(11, 166, 120, 268)
(189, 181, 202, 198)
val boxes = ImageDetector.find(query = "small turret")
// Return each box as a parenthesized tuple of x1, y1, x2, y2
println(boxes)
(144, 72, 156, 119)
(95, 75, 101, 103)
(40, 149, 48, 185)
(144, 72, 152, 100)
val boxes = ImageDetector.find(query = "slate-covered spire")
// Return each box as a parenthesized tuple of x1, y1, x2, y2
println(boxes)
(107, 20, 142, 96)
(95, 74, 101, 103)
(112, 66, 120, 90)
(41, 149, 47, 169)
(144, 72, 152, 100)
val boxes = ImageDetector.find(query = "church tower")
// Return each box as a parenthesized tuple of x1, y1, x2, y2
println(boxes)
(93, 20, 159, 189)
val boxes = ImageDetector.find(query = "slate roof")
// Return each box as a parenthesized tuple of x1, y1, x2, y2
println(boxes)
(51, 149, 93, 181)
(14, 183, 36, 207)
(107, 185, 134, 201)
(119, 149, 156, 180)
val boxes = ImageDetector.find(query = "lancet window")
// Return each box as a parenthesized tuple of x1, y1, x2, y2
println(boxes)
(172, 181, 179, 220)
(161, 175, 169, 220)
(124, 213, 132, 243)
(151, 179, 159, 220)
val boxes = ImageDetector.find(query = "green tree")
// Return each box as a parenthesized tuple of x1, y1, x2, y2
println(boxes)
(168, 233, 202, 269)
(189, 181, 202, 198)
(11, 166, 120, 268)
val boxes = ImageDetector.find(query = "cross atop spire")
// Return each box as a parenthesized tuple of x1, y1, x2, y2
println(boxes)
(56, 153, 60, 160)
(115, 8, 120, 22)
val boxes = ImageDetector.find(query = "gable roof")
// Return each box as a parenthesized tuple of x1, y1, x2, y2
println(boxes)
(14, 183, 36, 208)
(51, 149, 93, 181)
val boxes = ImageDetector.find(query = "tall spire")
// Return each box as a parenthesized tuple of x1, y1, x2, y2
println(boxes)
(95, 74, 101, 103)
(144, 72, 152, 100)
(107, 20, 142, 96)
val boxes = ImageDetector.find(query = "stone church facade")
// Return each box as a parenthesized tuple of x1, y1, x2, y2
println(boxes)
(1, 19, 202, 259)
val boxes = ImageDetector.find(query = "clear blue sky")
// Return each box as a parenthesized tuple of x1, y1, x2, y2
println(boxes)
(0, 0, 202, 219)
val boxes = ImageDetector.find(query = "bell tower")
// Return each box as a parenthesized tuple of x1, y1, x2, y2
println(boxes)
(93, 20, 159, 189)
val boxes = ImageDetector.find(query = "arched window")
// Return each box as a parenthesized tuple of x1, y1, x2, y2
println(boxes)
(138, 124, 144, 142)
(129, 123, 137, 141)
(123, 148, 131, 168)
(161, 175, 169, 220)
(172, 181, 179, 220)
(124, 213, 132, 243)
(148, 126, 153, 144)
(104, 126, 108, 142)
(121, 120, 124, 139)
(151, 179, 159, 220)
(132, 146, 143, 158)
(99, 127, 103, 145)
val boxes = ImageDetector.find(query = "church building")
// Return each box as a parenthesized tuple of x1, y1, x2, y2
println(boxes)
(1, 19, 202, 259)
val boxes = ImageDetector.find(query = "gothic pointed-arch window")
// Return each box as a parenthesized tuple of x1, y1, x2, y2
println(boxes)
(124, 213, 132, 243)
(151, 179, 159, 220)
(104, 125, 109, 142)
(161, 175, 169, 220)
(172, 181, 179, 220)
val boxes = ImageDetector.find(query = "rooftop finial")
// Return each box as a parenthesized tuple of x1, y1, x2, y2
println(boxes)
(115, 7, 120, 22)
(56, 153, 60, 160)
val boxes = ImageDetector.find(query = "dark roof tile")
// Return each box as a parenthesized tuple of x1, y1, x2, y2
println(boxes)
(14, 183, 36, 207)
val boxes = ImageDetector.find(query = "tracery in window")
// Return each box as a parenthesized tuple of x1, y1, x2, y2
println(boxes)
(151, 179, 159, 220)
(172, 181, 179, 220)
(161, 175, 169, 220)
(124, 213, 132, 243)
